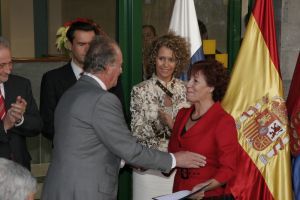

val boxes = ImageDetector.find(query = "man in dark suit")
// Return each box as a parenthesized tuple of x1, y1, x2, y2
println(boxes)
(42, 35, 206, 200)
(40, 21, 123, 141)
(0, 37, 42, 170)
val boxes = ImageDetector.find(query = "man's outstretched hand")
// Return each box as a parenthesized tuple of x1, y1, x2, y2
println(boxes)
(174, 151, 206, 168)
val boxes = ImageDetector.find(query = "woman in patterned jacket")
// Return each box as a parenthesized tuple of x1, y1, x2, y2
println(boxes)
(130, 33, 190, 200)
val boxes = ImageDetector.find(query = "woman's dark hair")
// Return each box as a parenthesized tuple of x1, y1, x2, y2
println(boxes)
(190, 60, 230, 101)
(144, 32, 190, 79)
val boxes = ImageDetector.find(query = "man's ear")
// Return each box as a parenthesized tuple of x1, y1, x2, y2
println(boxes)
(103, 65, 112, 74)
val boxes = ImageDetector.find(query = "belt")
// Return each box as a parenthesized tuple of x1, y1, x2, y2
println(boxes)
(180, 168, 201, 179)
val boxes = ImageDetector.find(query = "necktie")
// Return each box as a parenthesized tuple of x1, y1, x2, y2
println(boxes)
(0, 90, 6, 120)
(0, 89, 14, 160)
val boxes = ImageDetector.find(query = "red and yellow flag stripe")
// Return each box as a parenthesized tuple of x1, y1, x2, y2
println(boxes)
(222, 0, 293, 199)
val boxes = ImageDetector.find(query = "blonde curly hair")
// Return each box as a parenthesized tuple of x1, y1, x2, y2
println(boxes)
(143, 32, 190, 79)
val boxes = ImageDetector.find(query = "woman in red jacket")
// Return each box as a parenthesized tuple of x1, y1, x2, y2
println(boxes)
(168, 60, 238, 200)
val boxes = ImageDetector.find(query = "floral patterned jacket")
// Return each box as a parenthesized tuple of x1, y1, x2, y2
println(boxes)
(130, 75, 189, 151)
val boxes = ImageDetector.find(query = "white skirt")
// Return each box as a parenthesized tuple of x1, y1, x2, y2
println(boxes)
(132, 169, 175, 200)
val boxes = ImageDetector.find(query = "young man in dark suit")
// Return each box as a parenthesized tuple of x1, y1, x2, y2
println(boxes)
(0, 37, 42, 170)
(40, 21, 123, 141)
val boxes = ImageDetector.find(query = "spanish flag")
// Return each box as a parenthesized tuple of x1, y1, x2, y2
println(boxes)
(222, 0, 293, 199)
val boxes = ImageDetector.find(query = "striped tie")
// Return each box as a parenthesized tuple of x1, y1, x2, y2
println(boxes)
(0, 91, 6, 120)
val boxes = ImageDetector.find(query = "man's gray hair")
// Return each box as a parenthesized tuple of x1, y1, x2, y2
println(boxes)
(0, 158, 37, 200)
(83, 35, 119, 73)
(0, 36, 10, 49)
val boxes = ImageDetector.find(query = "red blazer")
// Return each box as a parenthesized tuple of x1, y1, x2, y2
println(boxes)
(168, 102, 238, 197)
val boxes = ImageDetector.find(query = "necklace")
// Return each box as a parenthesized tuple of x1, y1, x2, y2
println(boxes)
(190, 111, 202, 121)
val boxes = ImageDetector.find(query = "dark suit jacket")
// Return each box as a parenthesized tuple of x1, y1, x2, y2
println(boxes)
(40, 63, 76, 140)
(42, 75, 172, 200)
(40, 62, 124, 140)
(0, 75, 42, 170)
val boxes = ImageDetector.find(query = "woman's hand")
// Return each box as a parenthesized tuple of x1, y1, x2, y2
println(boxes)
(163, 95, 173, 107)
(189, 191, 205, 200)
(158, 110, 174, 129)
(190, 179, 222, 199)
(189, 180, 212, 199)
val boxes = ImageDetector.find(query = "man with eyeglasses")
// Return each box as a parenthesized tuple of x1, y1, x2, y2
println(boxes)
(0, 36, 42, 170)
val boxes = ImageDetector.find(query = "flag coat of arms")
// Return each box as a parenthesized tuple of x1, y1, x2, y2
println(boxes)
(222, 0, 293, 199)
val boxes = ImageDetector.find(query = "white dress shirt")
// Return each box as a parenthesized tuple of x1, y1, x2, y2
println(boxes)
(71, 60, 83, 80)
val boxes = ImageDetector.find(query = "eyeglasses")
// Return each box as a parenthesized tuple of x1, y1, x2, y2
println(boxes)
(0, 61, 13, 68)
